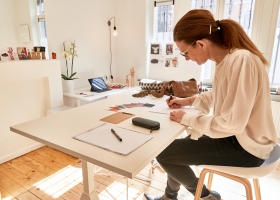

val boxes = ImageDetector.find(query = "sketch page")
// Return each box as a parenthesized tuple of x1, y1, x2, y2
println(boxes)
(73, 123, 153, 155)
(149, 103, 198, 115)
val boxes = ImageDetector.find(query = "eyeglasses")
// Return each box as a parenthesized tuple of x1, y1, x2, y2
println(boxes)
(180, 41, 196, 57)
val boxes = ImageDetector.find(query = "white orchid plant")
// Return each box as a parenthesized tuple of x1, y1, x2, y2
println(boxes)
(61, 40, 78, 80)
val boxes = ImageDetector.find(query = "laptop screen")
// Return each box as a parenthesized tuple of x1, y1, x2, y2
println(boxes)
(88, 77, 109, 92)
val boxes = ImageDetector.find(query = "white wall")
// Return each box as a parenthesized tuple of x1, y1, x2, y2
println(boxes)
(13, 0, 37, 49)
(0, 0, 36, 50)
(0, 60, 64, 164)
(44, 0, 117, 90)
(0, 0, 19, 47)
(114, 0, 148, 84)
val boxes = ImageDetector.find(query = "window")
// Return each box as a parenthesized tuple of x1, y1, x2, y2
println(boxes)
(36, 0, 49, 59)
(224, 0, 255, 36)
(153, 2, 174, 42)
(37, 0, 45, 15)
(191, 0, 217, 15)
(269, 9, 280, 88)
(191, 0, 255, 84)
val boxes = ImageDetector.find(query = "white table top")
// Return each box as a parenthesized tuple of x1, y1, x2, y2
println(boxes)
(10, 90, 186, 178)
(63, 86, 140, 102)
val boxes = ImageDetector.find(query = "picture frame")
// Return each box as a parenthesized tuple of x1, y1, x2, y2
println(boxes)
(19, 25, 31, 43)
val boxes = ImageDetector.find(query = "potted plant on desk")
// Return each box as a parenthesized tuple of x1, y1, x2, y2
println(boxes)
(61, 40, 78, 92)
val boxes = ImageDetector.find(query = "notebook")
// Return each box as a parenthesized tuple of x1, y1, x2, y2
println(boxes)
(88, 77, 112, 93)
(73, 123, 153, 155)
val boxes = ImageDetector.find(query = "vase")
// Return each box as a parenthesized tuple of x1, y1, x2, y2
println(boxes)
(64, 79, 74, 93)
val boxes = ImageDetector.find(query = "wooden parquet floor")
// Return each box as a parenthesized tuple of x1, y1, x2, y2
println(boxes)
(0, 146, 280, 200)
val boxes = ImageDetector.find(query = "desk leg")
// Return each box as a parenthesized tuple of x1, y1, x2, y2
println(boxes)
(126, 178, 128, 200)
(75, 98, 81, 107)
(80, 160, 99, 200)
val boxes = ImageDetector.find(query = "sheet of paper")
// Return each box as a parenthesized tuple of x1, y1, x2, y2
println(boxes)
(73, 123, 153, 155)
(149, 103, 198, 115)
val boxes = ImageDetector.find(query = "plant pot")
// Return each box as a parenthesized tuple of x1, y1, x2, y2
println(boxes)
(64, 79, 74, 93)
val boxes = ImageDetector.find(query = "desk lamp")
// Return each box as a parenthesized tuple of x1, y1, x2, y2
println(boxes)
(107, 16, 118, 81)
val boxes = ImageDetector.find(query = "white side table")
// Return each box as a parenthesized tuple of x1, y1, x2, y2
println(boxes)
(47, 106, 72, 115)
(63, 86, 140, 107)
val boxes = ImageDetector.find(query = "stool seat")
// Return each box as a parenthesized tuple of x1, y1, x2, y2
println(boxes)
(195, 144, 280, 200)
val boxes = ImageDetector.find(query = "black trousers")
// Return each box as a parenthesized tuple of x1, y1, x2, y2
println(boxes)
(156, 135, 264, 199)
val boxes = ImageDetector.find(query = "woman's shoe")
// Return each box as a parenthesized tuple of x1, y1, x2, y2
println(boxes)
(144, 194, 178, 200)
(200, 190, 221, 200)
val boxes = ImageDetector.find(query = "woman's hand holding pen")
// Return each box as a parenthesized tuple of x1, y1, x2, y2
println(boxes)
(166, 96, 181, 108)
(166, 96, 196, 123)
(166, 96, 193, 108)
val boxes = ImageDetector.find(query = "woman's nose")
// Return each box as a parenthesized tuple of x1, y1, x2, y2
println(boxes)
(185, 56, 191, 61)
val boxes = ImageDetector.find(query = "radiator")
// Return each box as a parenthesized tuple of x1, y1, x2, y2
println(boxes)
(271, 101, 280, 143)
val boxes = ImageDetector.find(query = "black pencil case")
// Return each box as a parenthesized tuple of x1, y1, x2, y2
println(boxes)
(132, 117, 160, 132)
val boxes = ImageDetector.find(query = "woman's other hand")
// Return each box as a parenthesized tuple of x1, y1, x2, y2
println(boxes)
(170, 110, 186, 122)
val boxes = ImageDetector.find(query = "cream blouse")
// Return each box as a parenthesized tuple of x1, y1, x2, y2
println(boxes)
(181, 49, 277, 159)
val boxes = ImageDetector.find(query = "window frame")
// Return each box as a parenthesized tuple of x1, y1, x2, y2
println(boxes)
(36, 1, 49, 59)
(151, 0, 280, 88)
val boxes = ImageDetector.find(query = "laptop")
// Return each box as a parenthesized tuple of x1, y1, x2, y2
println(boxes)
(88, 77, 112, 93)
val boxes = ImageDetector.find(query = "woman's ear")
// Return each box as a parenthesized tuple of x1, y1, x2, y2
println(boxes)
(196, 40, 207, 51)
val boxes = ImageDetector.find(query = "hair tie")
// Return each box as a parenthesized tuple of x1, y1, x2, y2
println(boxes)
(216, 20, 220, 29)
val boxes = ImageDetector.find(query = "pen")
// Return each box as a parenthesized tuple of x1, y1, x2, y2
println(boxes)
(168, 95, 173, 107)
(122, 112, 133, 115)
(111, 128, 122, 142)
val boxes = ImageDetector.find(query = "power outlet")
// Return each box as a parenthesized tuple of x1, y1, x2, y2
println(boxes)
(104, 74, 108, 80)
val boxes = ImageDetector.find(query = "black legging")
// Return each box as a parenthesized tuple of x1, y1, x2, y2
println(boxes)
(156, 135, 264, 199)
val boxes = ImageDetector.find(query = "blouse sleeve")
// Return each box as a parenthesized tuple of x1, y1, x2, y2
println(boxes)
(180, 53, 259, 139)
(192, 90, 213, 114)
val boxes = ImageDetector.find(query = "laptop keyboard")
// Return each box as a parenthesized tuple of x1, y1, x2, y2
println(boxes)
(94, 88, 112, 93)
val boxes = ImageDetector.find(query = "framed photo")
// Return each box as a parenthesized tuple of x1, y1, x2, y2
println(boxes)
(166, 44, 173, 55)
(19, 25, 31, 43)
(7, 47, 19, 60)
(165, 58, 171, 67)
(17, 47, 28, 60)
(0, 48, 9, 61)
(171, 57, 178, 67)
(151, 44, 160, 55)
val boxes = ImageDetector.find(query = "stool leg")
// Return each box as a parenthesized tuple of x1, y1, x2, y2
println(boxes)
(253, 179, 262, 200)
(194, 169, 209, 200)
(207, 172, 214, 189)
(239, 178, 253, 200)
(208, 170, 253, 200)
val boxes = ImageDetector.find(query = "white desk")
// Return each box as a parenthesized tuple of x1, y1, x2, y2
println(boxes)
(10, 90, 186, 200)
(64, 86, 140, 106)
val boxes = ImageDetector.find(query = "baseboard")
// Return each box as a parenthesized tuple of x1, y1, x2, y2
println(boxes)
(0, 143, 45, 164)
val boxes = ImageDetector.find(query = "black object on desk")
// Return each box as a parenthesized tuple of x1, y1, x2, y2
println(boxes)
(132, 117, 160, 133)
